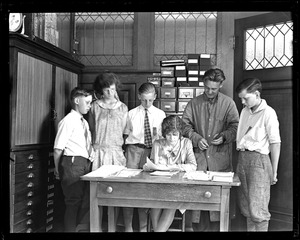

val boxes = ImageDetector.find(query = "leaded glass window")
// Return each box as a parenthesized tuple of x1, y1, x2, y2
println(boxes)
(154, 12, 217, 66)
(245, 21, 293, 70)
(74, 12, 134, 66)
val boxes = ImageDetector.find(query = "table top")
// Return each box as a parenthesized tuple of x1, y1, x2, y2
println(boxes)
(81, 171, 241, 187)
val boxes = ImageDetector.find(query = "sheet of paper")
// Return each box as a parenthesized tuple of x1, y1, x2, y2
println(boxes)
(145, 158, 169, 171)
(112, 168, 143, 178)
(149, 171, 179, 177)
(82, 165, 125, 178)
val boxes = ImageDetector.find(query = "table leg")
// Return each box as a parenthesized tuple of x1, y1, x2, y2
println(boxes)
(90, 182, 101, 232)
(107, 207, 116, 232)
(220, 187, 230, 231)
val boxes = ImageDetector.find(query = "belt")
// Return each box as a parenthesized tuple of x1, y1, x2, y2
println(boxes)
(133, 143, 152, 149)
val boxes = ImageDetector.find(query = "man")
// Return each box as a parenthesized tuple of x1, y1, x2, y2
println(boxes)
(182, 68, 239, 231)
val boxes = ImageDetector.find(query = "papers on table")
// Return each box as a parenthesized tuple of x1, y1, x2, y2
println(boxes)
(82, 165, 142, 178)
(149, 171, 179, 177)
(145, 158, 169, 171)
(183, 171, 234, 182)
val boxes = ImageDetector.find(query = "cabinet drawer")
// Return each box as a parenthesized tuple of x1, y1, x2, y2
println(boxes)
(14, 186, 44, 203)
(14, 169, 41, 184)
(160, 100, 176, 112)
(177, 100, 190, 112)
(11, 150, 42, 164)
(14, 209, 34, 223)
(13, 217, 35, 233)
(14, 178, 41, 194)
(160, 87, 176, 99)
(161, 78, 175, 87)
(13, 196, 42, 213)
(15, 161, 41, 174)
(178, 88, 194, 98)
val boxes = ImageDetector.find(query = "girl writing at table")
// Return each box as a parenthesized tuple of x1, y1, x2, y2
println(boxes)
(143, 115, 197, 232)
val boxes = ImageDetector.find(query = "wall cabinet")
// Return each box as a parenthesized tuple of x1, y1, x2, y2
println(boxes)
(9, 33, 83, 232)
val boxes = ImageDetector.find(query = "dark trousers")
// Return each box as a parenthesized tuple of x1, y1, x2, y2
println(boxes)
(58, 156, 91, 232)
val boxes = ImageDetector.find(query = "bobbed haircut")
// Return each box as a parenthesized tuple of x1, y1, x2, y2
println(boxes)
(70, 87, 92, 107)
(138, 82, 156, 95)
(161, 115, 184, 138)
(235, 78, 262, 94)
(203, 68, 226, 83)
(93, 71, 121, 95)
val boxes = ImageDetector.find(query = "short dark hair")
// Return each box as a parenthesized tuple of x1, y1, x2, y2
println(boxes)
(138, 82, 156, 95)
(235, 78, 262, 94)
(93, 71, 121, 95)
(161, 115, 184, 138)
(203, 68, 226, 83)
(70, 87, 92, 106)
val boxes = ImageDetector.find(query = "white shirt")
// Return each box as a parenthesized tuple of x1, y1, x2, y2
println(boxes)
(236, 99, 281, 155)
(124, 105, 166, 145)
(54, 109, 91, 159)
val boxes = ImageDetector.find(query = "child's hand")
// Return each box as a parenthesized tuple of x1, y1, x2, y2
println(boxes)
(54, 169, 60, 180)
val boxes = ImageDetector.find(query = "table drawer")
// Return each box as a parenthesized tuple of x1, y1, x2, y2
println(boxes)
(97, 182, 221, 204)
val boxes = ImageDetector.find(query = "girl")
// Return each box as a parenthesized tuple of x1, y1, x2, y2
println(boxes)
(235, 78, 281, 231)
(88, 71, 128, 231)
(143, 115, 197, 232)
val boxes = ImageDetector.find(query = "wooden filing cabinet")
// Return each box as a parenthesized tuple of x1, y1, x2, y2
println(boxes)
(9, 33, 83, 233)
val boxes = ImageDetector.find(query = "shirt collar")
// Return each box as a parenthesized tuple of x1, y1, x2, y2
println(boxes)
(70, 109, 83, 119)
(139, 105, 154, 114)
(245, 99, 267, 114)
(203, 92, 219, 103)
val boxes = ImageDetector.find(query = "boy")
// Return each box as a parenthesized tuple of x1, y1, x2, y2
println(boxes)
(123, 82, 166, 232)
(235, 78, 281, 231)
(53, 87, 94, 232)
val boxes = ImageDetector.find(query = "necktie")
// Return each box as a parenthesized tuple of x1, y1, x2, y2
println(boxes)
(81, 117, 93, 159)
(144, 109, 152, 148)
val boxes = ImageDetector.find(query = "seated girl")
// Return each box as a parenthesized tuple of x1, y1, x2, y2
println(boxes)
(143, 115, 197, 232)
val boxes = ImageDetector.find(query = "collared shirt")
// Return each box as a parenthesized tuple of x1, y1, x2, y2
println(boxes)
(236, 99, 281, 155)
(124, 105, 166, 145)
(182, 92, 239, 171)
(54, 109, 91, 159)
(151, 137, 197, 172)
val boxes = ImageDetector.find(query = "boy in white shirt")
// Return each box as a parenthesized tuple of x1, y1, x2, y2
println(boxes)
(123, 82, 166, 232)
(236, 78, 281, 231)
(53, 87, 94, 232)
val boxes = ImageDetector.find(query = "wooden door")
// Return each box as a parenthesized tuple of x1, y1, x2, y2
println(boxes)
(234, 12, 293, 231)
(14, 52, 53, 146)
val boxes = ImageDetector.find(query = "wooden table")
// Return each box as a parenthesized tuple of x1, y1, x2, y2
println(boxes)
(81, 171, 240, 232)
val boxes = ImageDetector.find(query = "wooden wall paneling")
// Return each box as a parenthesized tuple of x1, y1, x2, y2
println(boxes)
(54, 67, 78, 132)
(15, 52, 53, 146)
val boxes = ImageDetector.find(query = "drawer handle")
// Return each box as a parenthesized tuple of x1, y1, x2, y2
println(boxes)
(27, 191, 34, 197)
(27, 173, 35, 179)
(27, 163, 34, 169)
(28, 154, 34, 160)
(106, 186, 113, 193)
(204, 191, 211, 199)
(27, 219, 33, 225)
(27, 210, 33, 216)
(27, 182, 34, 188)
(27, 200, 33, 206)
(26, 228, 32, 233)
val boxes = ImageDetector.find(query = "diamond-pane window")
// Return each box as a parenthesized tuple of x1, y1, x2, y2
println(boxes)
(245, 21, 293, 70)
(75, 12, 134, 66)
(154, 12, 217, 66)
